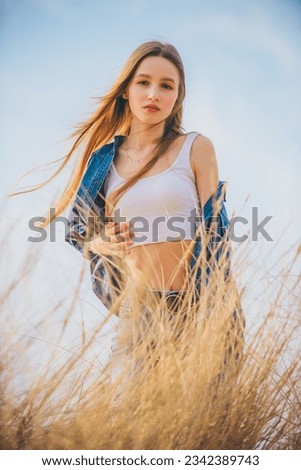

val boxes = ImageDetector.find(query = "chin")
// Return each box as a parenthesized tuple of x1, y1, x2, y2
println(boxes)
(138, 117, 162, 124)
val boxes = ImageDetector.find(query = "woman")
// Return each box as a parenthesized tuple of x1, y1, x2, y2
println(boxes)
(63, 41, 244, 386)
(12, 41, 245, 388)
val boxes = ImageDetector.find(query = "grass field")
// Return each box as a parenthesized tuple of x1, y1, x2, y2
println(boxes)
(0, 229, 300, 450)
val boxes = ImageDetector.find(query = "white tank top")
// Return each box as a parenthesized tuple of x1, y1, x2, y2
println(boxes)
(104, 131, 201, 247)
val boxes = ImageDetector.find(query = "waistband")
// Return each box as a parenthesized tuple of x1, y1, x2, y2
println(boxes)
(147, 288, 188, 298)
(118, 288, 188, 320)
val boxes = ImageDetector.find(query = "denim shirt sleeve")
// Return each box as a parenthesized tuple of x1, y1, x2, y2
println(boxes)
(65, 146, 126, 311)
(65, 194, 126, 310)
(204, 183, 231, 277)
(190, 181, 232, 299)
(65, 152, 99, 260)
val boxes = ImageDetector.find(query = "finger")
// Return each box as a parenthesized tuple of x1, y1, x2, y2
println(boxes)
(110, 231, 128, 243)
(106, 222, 125, 236)
(114, 222, 130, 235)
(105, 221, 116, 230)
(110, 224, 131, 239)
(110, 239, 133, 252)
(105, 223, 118, 238)
(119, 224, 134, 240)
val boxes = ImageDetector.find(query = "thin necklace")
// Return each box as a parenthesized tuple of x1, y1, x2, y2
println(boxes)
(124, 146, 150, 164)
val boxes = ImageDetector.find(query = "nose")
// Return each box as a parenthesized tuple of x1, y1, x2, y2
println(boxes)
(147, 86, 160, 101)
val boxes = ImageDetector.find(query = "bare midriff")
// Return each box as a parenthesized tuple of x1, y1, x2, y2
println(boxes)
(124, 239, 195, 292)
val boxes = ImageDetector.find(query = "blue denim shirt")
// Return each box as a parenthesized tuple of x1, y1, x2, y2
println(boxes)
(65, 135, 232, 310)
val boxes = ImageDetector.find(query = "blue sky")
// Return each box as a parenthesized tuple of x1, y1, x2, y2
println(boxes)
(1, 0, 300, 380)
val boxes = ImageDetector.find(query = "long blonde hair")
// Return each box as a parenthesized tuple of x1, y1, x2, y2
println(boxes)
(8, 41, 186, 227)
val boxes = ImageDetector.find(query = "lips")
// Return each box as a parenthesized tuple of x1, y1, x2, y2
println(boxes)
(144, 104, 160, 111)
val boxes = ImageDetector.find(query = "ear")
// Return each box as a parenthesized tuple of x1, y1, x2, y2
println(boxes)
(122, 92, 128, 99)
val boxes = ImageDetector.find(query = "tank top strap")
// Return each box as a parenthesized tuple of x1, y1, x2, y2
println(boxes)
(176, 131, 201, 170)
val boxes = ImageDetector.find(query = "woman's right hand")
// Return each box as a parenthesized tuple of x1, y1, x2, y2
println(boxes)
(89, 221, 134, 256)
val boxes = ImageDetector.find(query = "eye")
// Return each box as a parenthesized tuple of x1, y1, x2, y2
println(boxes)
(162, 83, 173, 90)
(137, 80, 149, 85)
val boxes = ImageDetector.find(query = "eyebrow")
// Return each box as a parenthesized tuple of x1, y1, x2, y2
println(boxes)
(135, 73, 176, 84)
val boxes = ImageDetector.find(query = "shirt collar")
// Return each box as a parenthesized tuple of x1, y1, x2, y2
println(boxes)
(113, 134, 127, 150)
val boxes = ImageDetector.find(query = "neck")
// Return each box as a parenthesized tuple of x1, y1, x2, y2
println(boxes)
(125, 118, 165, 151)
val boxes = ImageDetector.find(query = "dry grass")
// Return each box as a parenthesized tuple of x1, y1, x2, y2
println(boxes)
(0, 226, 300, 450)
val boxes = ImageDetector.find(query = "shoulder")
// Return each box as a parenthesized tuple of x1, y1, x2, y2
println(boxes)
(190, 133, 218, 175)
(190, 133, 219, 208)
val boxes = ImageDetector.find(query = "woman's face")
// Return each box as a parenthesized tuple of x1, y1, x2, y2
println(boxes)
(125, 56, 180, 126)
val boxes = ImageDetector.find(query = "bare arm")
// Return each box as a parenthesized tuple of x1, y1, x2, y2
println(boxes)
(190, 134, 219, 210)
